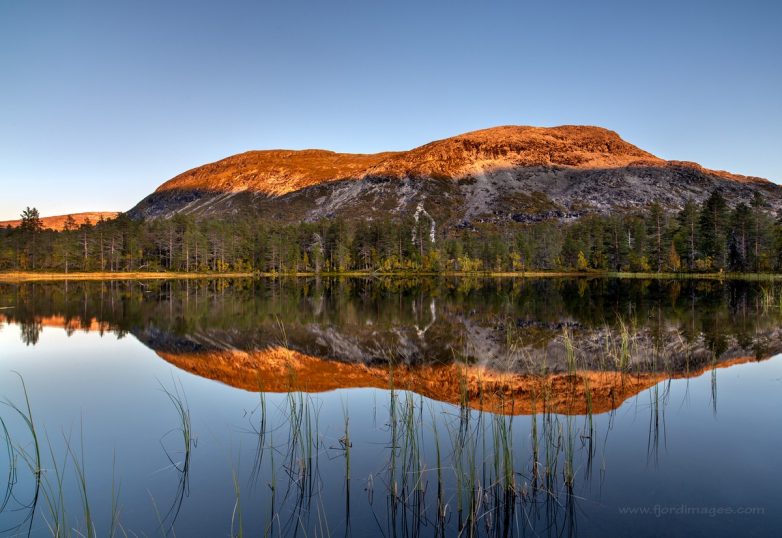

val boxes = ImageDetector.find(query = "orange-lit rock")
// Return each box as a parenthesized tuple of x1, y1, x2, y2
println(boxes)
(0, 212, 120, 231)
(155, 346, 765, 415)
(151, 126, 769, 198)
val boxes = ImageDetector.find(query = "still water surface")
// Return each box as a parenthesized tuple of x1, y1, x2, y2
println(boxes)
(0, 278, 780, 536)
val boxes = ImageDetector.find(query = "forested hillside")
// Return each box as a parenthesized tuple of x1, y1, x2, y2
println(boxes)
(2, 191, 780, 274)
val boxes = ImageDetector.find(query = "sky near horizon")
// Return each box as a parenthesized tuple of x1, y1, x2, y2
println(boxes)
(1, 0, 780, 220)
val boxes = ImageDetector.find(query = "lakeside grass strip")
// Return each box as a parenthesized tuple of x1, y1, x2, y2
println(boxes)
(0, 271, 256, 282)
(3, 270, 782, 282)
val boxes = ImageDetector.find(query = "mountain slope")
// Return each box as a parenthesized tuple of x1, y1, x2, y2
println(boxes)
(0, 212, 120, 231)
(154, 149, 399, 196)
(128, 125, 780, 225)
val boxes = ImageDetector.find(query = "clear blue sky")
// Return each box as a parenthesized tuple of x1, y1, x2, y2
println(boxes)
(1, 0, 780, 220)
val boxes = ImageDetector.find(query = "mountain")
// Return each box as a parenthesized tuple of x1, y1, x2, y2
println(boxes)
(128, 125, 781, 226)
(0, 211, 120, 231)
(8, 309, 771, 414)
(5, 275, 780, 415)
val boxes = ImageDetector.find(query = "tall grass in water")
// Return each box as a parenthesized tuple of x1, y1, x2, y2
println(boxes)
(67, 424, 95, 537)
(2, 373, 42, 535)
(249, 391, 267, 487)
(158, 379, 194, 535)
(583, 375, 594, 439)
(710, 362, 718, 416)
(530, 405, 540, 491)
(758, 285, 781, 313)
(283, 391, 319, 507)
(108, 452, 122, 538)
(491, 412, 515, 493)
(542, 396, 561, 496)
(341, 400, 352, 536)
(41, 424, 121, 538)
(0, 414, 18, 517)
(563, 416, 576, 490)
(0, 359, 678, 535)
(646, 383, 669, 467)
(40, 434, 69, 536)
(429, 406, 446, 532)
(231, 465, 244, 538)
(563, 329, 577, 375)
(265, 430, 278, 538)
(340, 401, 352, 481)
(603, 316, 633, 373)
(400, 392, 422, 495)
(387, 387, 399, 500)
(2, 375, 123, 538)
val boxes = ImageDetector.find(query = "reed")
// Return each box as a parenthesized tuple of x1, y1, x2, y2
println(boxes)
(20, 419, 124, 537)
(583, 375, 594, 438)
(530, 407, 540, 491)
(158, 379, 193, 534)
(430, 406, 446, 528)
(647, 384, 663, 466)
(491, 412, 515, 493)
(249, 391, 268, 487)
(340, 401, 351, 481)
(3, 373, 42, 535)
(563, 416, 576, 490)
(402, 392, 424, 494)
(617, 317, 631, 371)
(66, 423, 95, 538)
(109, 451, 122, 538)
(265, 431, 278, 538)
(0, 415, 16, 515)
(314, 494, 332, 538)
(0, 351, 680, 535)
(710, 363, 718, 416)
(388, 388, 399, 499)
(563, 329, 576, 375)
(39, 435, 68, 537)
(231, 466, 244, 538)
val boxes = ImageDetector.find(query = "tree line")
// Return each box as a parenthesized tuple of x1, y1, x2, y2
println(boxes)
(3, 191, 782, 274)
(3, 278, 775, 361)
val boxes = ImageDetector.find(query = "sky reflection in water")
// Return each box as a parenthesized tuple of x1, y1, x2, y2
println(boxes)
(0, 278, 780, 537)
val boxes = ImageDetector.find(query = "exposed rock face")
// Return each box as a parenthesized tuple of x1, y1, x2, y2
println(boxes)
(361, 125, 662, 177)
(128, 125, 781, 225)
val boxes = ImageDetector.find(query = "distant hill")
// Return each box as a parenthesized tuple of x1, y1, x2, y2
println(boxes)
(0, 212, 120, 231)
(126, 125, 782, 227)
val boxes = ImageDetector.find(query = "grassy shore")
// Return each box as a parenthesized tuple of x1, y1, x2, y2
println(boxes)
(0, 271, 255, 282)
(2, 269, 782, 282)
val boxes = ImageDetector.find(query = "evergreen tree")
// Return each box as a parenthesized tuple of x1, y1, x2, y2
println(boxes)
(676, 199, 699, 270)
(698, 191, 729, 270)
(2, 198, 782, 275)
(647, 203, 665, 272)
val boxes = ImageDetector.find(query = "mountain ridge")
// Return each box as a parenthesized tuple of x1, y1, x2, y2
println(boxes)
(128, 125, 781, 225)
(151, 125, 770, 197)
(0, 211, 120, 231)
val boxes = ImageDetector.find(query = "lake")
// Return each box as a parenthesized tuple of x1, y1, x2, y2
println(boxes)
(1, 277, 780, 537)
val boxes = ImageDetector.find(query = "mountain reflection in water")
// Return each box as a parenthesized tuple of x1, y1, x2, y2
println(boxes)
(2, 277, 779, 414)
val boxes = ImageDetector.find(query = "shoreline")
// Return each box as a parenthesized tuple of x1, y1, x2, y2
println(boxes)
(2, 270, 782, 282)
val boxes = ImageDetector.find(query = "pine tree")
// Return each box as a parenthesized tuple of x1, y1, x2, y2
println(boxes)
(647, 203, 665, 272)
(677, 199, 699, 270)
(698, 191, 729, 269)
